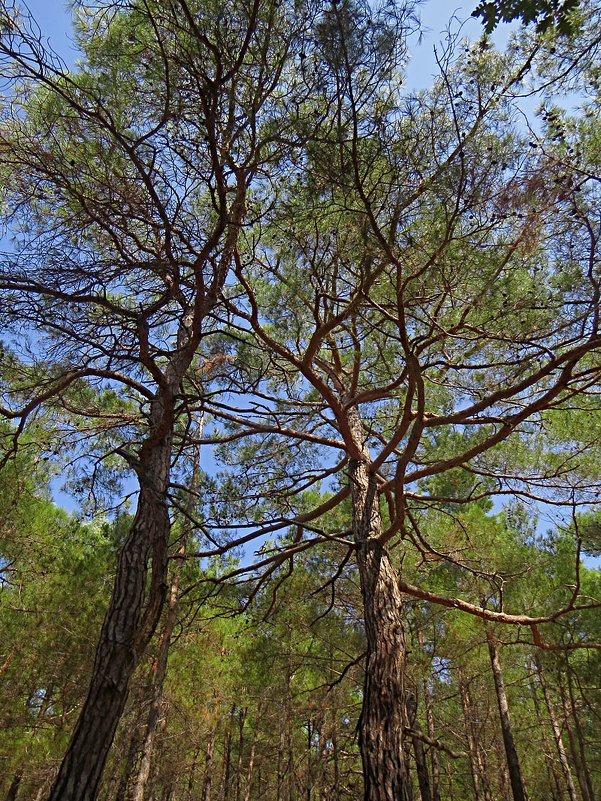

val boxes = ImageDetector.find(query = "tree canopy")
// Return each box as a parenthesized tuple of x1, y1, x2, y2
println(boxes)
(1, 0, 601, 799)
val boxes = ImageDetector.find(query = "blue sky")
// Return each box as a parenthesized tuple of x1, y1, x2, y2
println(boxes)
(23, 0, 504, 86)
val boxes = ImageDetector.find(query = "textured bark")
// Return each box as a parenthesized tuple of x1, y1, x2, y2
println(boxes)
(49, 429, 172, 801)
(486, 630, 528, 801)
(350, 449, 410, 801)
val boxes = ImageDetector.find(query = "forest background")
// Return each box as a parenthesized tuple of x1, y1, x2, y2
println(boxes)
(1, 1, 601, 800)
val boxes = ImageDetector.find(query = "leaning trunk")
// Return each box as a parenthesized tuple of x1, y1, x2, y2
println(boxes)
(49, 425, 172, 801)
(486, 629, 527, 801)
(534, 657, 579, 801)
(350, 451, 410, 801)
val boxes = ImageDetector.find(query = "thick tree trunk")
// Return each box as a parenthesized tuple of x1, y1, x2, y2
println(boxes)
(49, 430, 172, 801)
(486, 629, 527, 801)
(350, 452, 410, 801)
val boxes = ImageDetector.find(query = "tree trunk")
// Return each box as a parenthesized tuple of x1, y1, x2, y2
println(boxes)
(242, 710, 261, 801)
(202, 726, 217, 801)
(332, 725, 340, 801)
(534, 658, 579, 801)
(236, 708, 247, 801)
(132, 417, 201, 801)
(278, 710, 286, 801)
(406, 691, 432, 801)
(527, 665, 563, 801)
(288, 689, 295, 801)
(186, 746, 202, 801)
(457, 669, 485, 801)
(218, 707, 235, 801)
(486, 629, 527, 801)
(131, 562, 181, 801)
(350, 452, 410, 801)
(565, 667, 595, 801)
(306, 719, 312, 801)
(5, 768, 23, 801)
(49, 428, 173, 801)
(417, 631, 441, 801)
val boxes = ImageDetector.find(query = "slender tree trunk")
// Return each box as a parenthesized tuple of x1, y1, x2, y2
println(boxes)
(278, 709, 286, 801)
(111, 694, 146, 801)
(332, 725, 340, 801)
(288, 692, 295, 801)
(5, 767, 23, 801)
(306, 719, 312, 801)
(417, 632, 441, 801)
(560, 698, 591, 801)
(527, 665, 563, 801)
(350, 448, 410, 801)
(242, 709, 261, 801)
(132, 417, 202, 801)
(406, 692, 432, 801)
(131, 559, 182, 801)
(486, 629, 527, 801)
(201, 726, 217, 801)
(236, 708, 247, 801)
(218, 707, 235, 801)
(457, 669, 484, 801)
(317, 715, 328, 801)
(186, 746, 202, 801)
(566, 668, 594, 801)
(49, 421, 173, 801)
(534, 657, 579, 801)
